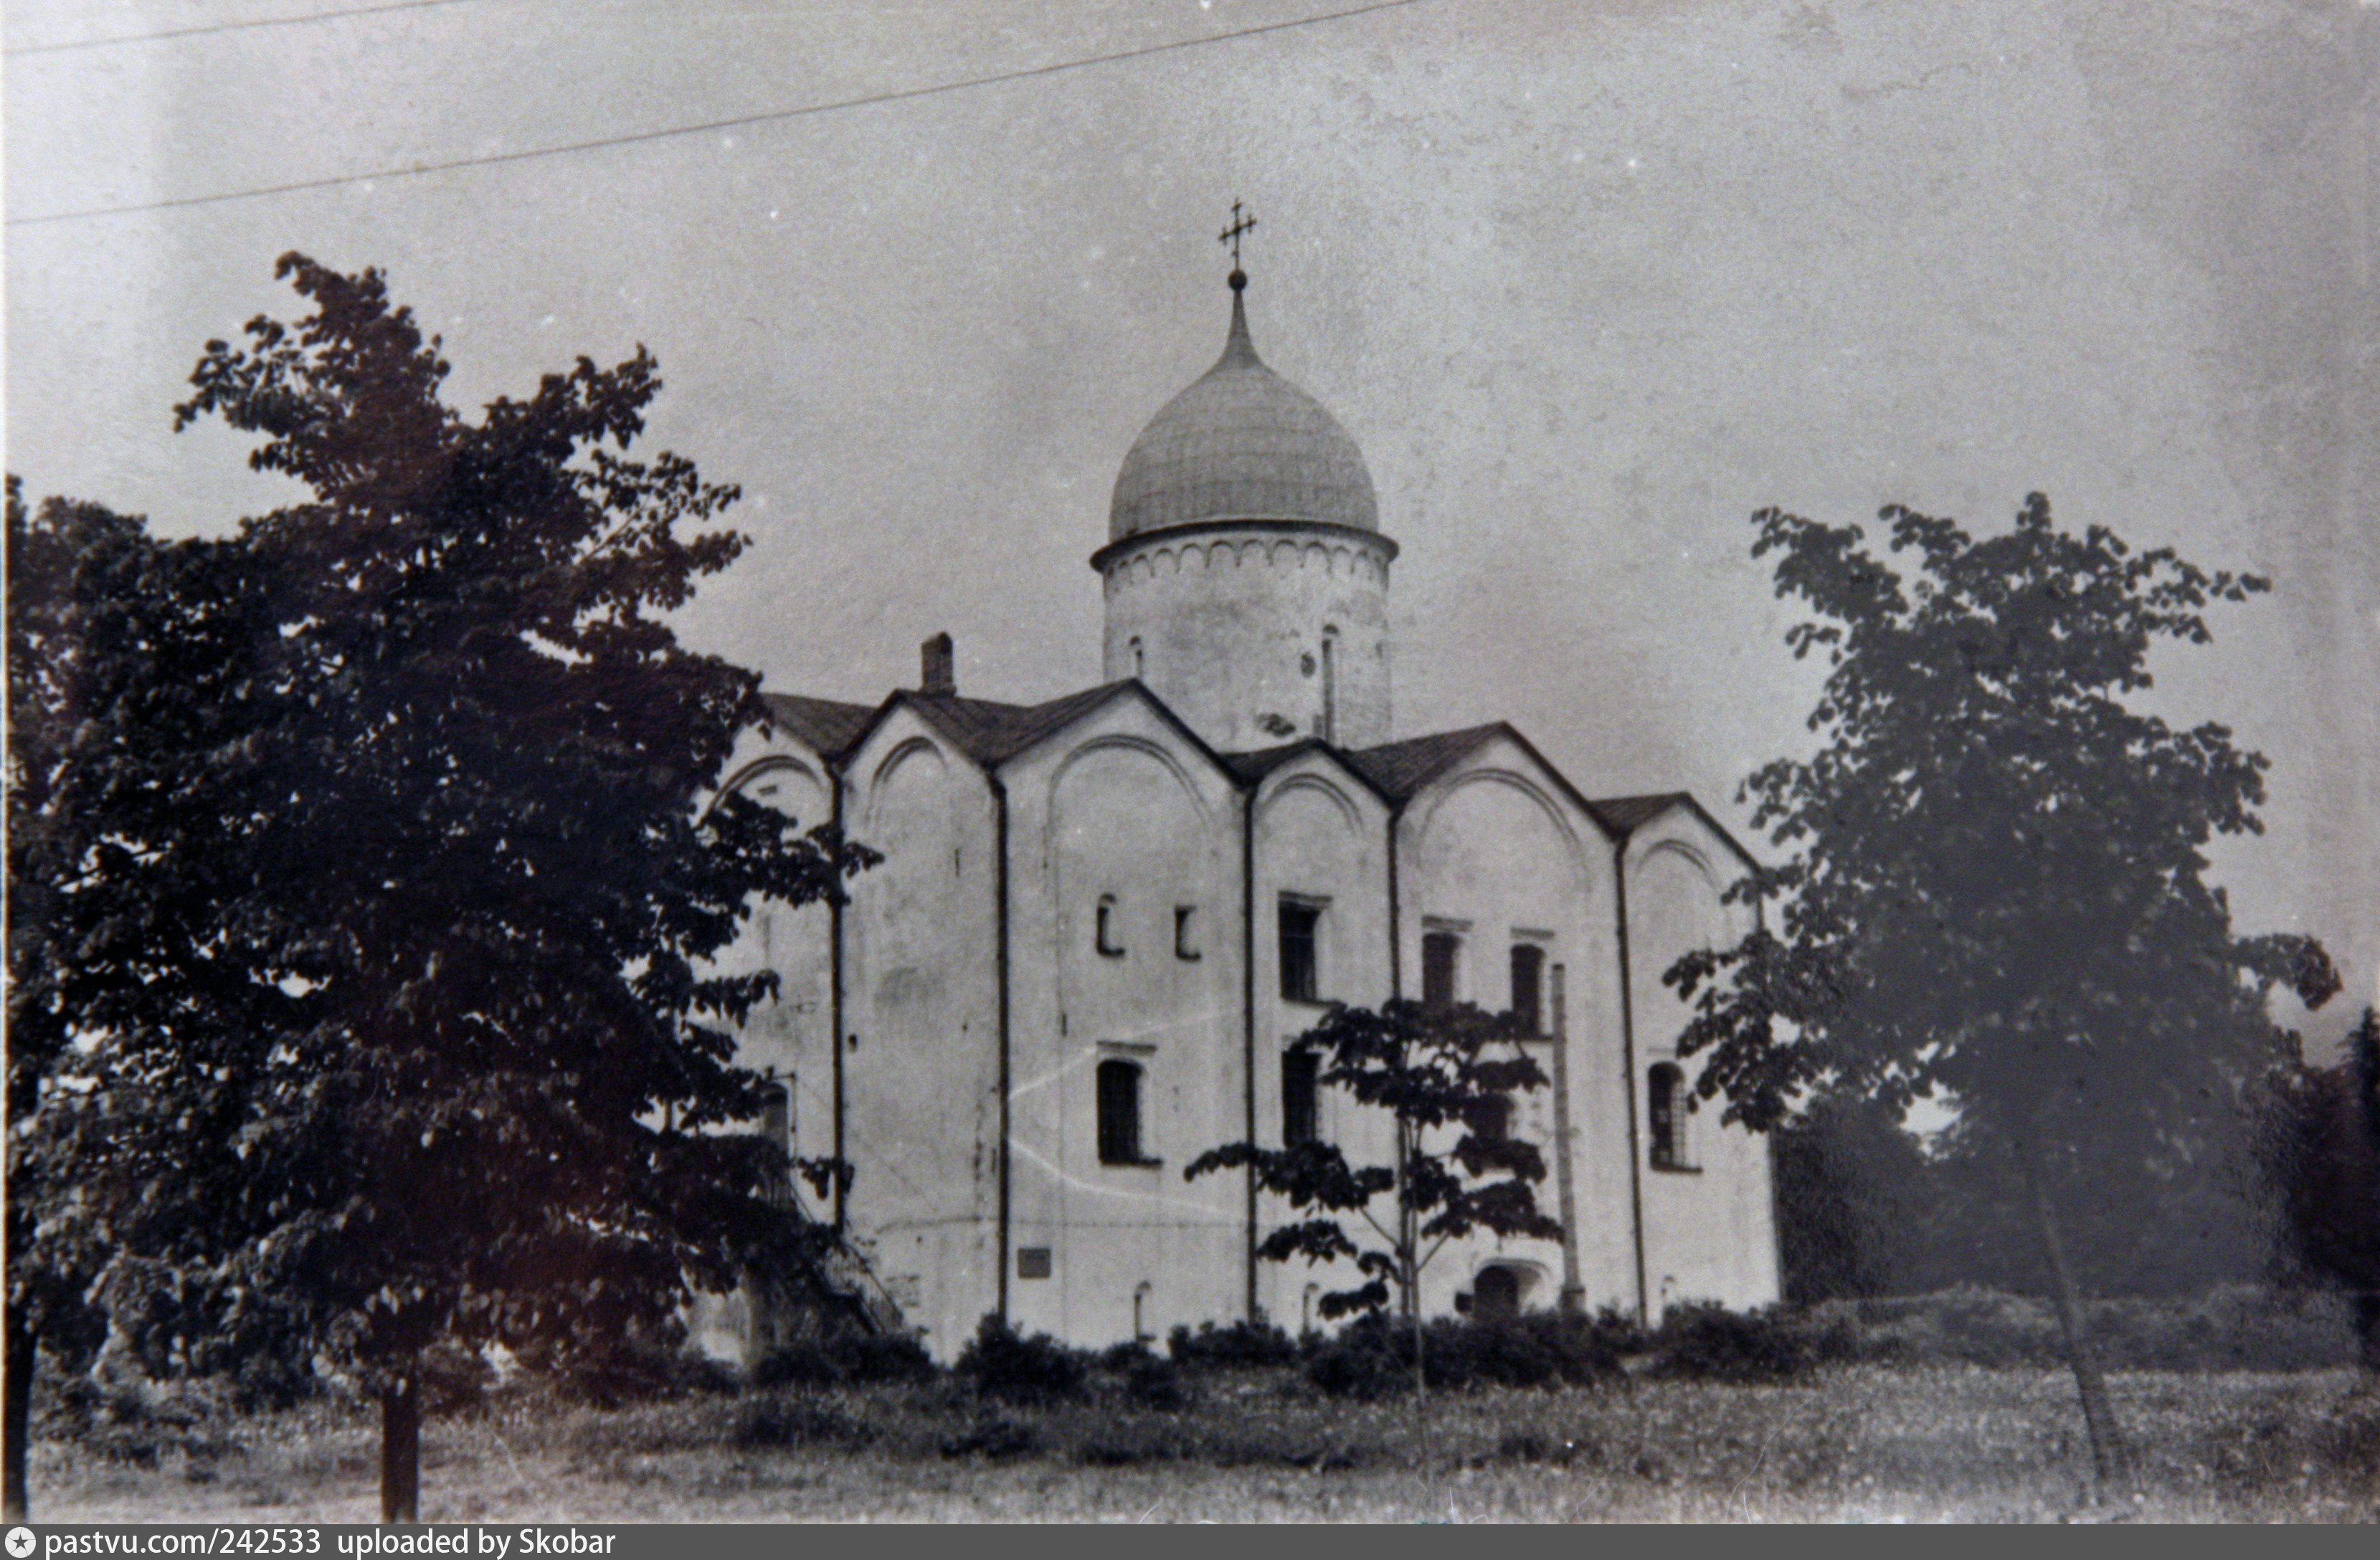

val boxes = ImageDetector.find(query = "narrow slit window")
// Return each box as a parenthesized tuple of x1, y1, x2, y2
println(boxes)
(1279, 899, 1321, 1003)
(761, 1083, 791, 1151)
(1649, 1062, 1689, 1170)
(1319, 628, 1338, 743)
(1175, 905, 1202, 960)
(1509, 944, 1545, 1035)
(1096, 895, 1124, 957)
(1283, 1046, 1320, 1147)
(1421, 931, 1461, 1009)
(1097, 1058, 1146, 1165)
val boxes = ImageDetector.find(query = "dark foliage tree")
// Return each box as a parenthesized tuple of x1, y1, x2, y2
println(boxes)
(1186, 998, 1560, 1402)
(1667, 494, 2338, 1495)
(2265, 1008, 2380, 1366)
(9, 255, 874, 1521)
(1779, 1098, 2296, 1304)
(5, 480, 286, 1518)
(1770, 1093, 1928, 1303)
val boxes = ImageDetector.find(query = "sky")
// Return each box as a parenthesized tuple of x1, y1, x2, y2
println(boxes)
(7, 0, 2377, 1050)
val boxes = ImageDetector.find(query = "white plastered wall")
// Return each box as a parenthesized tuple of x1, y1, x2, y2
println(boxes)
(1624, 809, 1781, 1319)
(690, 728, 843, 1363)
(1246, 750, 1394, 1333)
(1391, 734, 1636, 1321)
(837, 705, 1005, 1357)
(997, 693, 1248, 1347)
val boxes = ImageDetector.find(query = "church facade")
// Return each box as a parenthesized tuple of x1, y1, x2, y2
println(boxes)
(698, 267, 1779, 1361)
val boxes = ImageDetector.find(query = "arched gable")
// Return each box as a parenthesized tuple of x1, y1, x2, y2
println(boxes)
(1259, 768, 1368, 834)
(1046, 732, 1217, 830)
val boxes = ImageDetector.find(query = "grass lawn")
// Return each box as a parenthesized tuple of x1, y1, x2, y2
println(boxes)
(29, 1364, 2380, 1523)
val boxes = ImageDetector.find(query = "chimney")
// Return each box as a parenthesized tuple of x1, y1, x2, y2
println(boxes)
(920, 632, 955, 696)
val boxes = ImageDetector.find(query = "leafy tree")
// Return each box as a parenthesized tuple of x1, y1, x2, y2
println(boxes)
(2265, 1008, 2380, 1366)
(1185, 997, 1560, 1401)
(1770, 1093, 1928, 1303)
(5, 482, 285, 1518)
(11, 255, 875, 1521)
(1667, 494, 2338, 1494)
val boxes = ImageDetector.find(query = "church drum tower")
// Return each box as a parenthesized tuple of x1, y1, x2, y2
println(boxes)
(1093, 262, 1395, 751)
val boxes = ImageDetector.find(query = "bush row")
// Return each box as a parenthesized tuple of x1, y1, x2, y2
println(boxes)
(1803, 1284, 2365, 1371)
(745, 1301, 1821, 1408)
(754, 1284, 2367, 1405)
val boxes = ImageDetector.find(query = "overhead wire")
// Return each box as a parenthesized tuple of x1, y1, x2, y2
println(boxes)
(8, 0, 1438, 227)
(6, 0, 497, 57)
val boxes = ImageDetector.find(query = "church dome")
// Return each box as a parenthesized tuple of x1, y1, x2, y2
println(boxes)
(1108, 286, 1378, 542)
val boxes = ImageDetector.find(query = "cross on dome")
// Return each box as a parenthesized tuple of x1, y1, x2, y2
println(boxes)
(1219, 200, 1257, 290)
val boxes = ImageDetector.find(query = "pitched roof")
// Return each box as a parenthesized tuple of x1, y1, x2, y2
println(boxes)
(1591, 792, 1694, 834)
(1220, 738, 1322, 784)
(1592, 790, 1762, 874)
(899, 682, 1139, 768)
(759, 692, 876, 760)
(1341, 723, 1509, 801)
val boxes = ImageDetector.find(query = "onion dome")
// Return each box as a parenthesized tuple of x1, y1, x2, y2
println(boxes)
(1107, 281, 1378, 542)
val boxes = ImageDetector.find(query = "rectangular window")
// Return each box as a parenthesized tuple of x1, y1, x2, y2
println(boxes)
(1509, 943, 1545, 1035)
(1282, 1047, 1320, 1147)
(1017, 1247, 1053, 1280)
(1097, 1057, 1145, 1165)
(1096, 895, 1124, 956)
(1279, 899, 1321, 1003)
(1175, 905, 1202, 960)
(1421, 930, 1461, 1008)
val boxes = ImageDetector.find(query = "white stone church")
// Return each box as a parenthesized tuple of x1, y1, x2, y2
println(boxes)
(697, 262, 1779, 1361)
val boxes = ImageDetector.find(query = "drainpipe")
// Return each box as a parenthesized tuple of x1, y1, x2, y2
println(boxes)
(1386, 810, 1403, 1000)
(830, 761, 848, 1233)
(1241, 783, 1258, 1322)
(992, 773, 1013, 1326)
(1614, 836, 1649, 1326)
(1550, 964, 1585, 1313)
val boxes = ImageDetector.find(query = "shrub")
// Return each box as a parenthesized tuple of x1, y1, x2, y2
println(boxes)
(557, 1337, 736, 1406)
(1096, 1341, 1190, 1409)
(1301, 1311, 1623, 1396)
(1647, 1300, 1815, 1383)
(1167, 1318, 1299, 1370)
(1304, 1323, 1407, 1402)
(1498, 1313, 1628, 1385)
(1583, 1303, 1649, 1357)
(753, 1331, 937, 1388)
(953, 1315, 1089, 1404)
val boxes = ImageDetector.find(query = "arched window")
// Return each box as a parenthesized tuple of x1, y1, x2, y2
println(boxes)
(1474, 1265, 1522, 1323)
(1649, 1062, 1689, 1170)
(1096, 894, 1124, 957)
(1129, 635, 1144, 678)
(1097, 1058, 1146, 1165)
